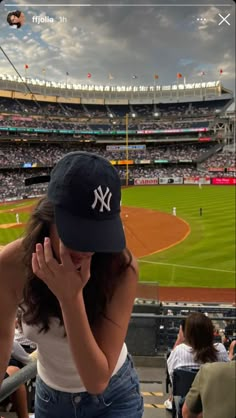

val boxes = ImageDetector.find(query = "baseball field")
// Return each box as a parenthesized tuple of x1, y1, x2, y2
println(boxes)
(0, 185, 235, 298)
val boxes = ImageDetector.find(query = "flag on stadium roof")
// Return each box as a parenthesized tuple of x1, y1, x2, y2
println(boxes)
(108, 73, 114, 80)
(66, 71, 69, 76)
(42, 68, 46, 74)
(154, 74, 159, 79)
(132, 74, 138, 79)
(176, 73, 182, 79)
(200, 71, 205, 76)
(25, 64, 29, 69)
(219, 68, 223, 75)
(87, 72, 92, 78)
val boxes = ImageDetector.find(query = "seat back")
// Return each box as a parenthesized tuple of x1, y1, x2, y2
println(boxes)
(173, 367, 199, 397)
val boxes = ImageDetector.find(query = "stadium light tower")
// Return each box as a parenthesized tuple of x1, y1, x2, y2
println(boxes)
(125, 113, 129, 187)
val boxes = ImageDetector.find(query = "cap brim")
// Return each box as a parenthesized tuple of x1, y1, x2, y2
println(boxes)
(54, 206, 126, 253)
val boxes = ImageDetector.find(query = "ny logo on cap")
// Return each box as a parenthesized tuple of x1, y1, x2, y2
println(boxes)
(92, 186, 112, 212)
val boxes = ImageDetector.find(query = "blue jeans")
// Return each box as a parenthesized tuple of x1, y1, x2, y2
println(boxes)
(35, 354, 144, 418)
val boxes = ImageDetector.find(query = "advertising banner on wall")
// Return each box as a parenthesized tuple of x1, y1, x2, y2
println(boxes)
(137, 128, 209, 134)
(159, 177, 183, 184)
(212, 178, 236, 185)
(209, 167, 224, 172)
(106, 145, 146, 151)
(184, 177, 211, 185)
(134, 178, 158, 185)
(117, 160, 134, 165)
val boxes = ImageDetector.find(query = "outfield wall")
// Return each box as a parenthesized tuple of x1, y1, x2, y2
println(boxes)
(134, 176, 236, 186)
(0, 177, 235, 203)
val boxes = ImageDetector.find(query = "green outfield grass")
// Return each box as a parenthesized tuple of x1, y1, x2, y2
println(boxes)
(0, 186, 235, 288)
(122, 185, 235, 289)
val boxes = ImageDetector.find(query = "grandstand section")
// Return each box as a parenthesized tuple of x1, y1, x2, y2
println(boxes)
(0, 79, 235, 198)
(0, 79, 235, 302)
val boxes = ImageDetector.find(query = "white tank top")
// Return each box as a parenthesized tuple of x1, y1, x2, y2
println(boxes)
(22, 319, 128, 393)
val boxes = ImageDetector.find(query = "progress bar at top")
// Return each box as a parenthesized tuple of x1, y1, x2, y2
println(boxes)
(4, 3, 234, 6)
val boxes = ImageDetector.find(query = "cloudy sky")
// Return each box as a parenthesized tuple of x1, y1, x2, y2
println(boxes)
(0, 0, 235, 93)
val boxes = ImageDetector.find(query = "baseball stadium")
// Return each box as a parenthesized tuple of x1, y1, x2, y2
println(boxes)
(0, 78, 235, 300)
(0, 74, 235, 417)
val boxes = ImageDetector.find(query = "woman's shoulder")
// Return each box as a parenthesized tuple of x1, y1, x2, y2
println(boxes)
(174, 343, 192, 353)
(0, 237, 24, 261)
(130, 253, 138, 273)
(125, 252, 139, 284)
(0, 238, 27, 288)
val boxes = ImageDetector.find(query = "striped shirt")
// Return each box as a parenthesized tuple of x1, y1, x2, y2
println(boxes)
(167, 342, 229, 381)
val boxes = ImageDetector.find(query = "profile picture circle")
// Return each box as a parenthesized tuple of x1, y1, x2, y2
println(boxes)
(7, 10, 25, 29)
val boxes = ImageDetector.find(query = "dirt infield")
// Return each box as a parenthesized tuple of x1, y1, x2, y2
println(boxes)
(122, 206, 190, 258)
(0, 203, 234, 304)
(1, 205, 190, 258)
(137, 283, 235, 304)
(0, 223, 26, 229)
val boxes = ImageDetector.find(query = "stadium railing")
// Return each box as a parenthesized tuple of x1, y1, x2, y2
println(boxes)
(0, 360, 37, 403)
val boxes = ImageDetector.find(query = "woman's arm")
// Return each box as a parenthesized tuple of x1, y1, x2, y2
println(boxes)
(0, 241, 24, 387)
(60, 262, 137, 394)
(33, 239, 138, 394)
(228, 340, 236, 360)
(167, 347, 179, 382)
(173, 324, 185, 349)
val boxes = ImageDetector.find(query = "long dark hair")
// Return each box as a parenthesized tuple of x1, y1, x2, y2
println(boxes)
(184, 312, 218, 363)
(7, 11, 22, 28)
(21, 196, 132, 332)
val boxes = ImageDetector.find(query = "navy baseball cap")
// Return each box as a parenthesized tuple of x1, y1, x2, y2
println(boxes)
(47, 151, 126, 253)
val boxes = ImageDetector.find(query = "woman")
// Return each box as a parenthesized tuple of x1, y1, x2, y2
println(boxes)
(0, 151, 144, 418)
(7, 10, 25, 28)
(167, 312, 228, 417)
(167, 312, 229, 380)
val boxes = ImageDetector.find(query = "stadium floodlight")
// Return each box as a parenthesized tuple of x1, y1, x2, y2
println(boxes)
(154, 112, 160, 117)
(131, 113, 136, 118)
(109, 113, 113, 118)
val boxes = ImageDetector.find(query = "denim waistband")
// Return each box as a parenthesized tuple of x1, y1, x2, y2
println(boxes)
(37, 353, 134, 399)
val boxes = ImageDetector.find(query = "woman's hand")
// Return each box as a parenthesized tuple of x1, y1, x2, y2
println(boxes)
(32, 237, 91, 303)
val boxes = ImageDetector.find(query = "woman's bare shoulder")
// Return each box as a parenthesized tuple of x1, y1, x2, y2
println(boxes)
(130, 253, 138, 273)
(0, 238, 27, 289)
(118, 251, 138, 289)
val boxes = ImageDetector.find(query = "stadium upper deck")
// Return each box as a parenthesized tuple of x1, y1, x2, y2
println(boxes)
(0, 76, 233, 108)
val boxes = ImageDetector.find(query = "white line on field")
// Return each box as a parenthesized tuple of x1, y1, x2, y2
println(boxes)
(138, 260, 235, 274)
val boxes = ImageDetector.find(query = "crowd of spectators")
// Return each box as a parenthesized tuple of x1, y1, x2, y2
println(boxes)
(0, 118, 90, 131)
(1, 160, 235, 202)
(0, 97, 227, 120)
(0, 143, 216, 168)
(0, 116, 211, 132)
(200, 152, 235, 170)
(1, 142, 235, 200)
(0, 171, 48, 200)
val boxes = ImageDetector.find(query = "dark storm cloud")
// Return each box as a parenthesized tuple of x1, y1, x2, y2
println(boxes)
(0, 0, 235, 92)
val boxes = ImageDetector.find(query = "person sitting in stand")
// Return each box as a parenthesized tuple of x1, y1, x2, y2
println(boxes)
(182, 361, 236, 418)
(167, 312, 229, 415)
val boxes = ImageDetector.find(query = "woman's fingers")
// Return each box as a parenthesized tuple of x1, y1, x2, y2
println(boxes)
(80, 257, 91, 284)
(59, 241, 75, 270)
(44, 237, 59, 272)
(33, 241, 58, 280)
(32, 252, 45, 280)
